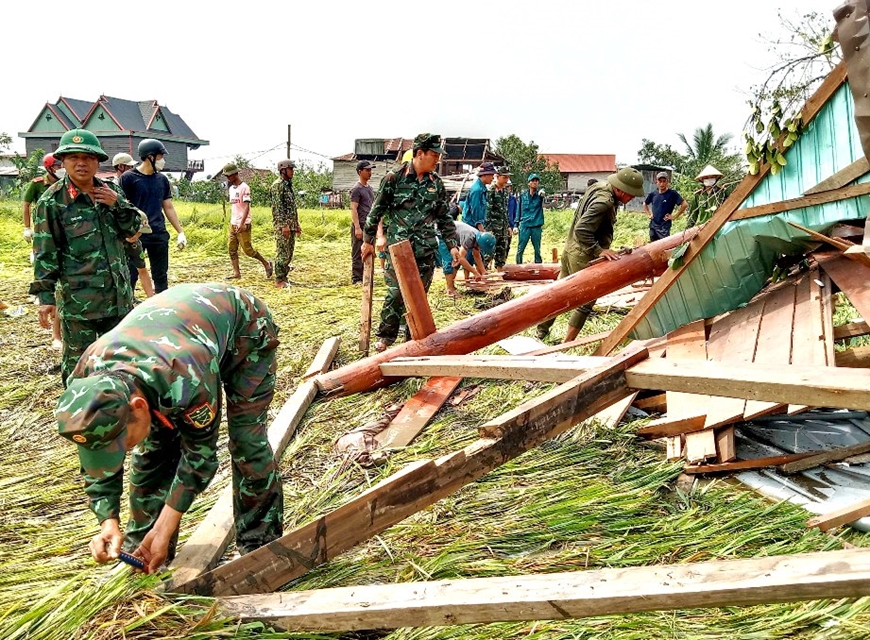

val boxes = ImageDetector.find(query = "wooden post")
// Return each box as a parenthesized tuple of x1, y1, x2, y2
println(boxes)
(359, 253, 374, 354)
(316, 231, 694, 397)
(171, 348, 647, 596)
(216, 549, 870, 632)
(389, 240, 436, 340)
(501, 263, 560, 281)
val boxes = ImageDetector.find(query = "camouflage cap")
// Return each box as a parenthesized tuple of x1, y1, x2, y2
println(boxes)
(222, 163, 240, 176)
(56, 374, 134, 479)
(496, 166, 512, 176)
(412, 133, 446, 155)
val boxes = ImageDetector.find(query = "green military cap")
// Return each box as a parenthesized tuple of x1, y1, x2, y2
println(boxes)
(222, 163, 239, 176)
(527, 173, 541, 182)
(55, 129, 109, 162)
(412, 133, 446, 155)
(496, 166, 512, 176)
(56, 373, 134, 479)
(607, 167, 645, 198)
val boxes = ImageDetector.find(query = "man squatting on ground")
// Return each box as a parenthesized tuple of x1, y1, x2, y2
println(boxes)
(361, 133, 460, 352)
(119, 139, 187, 294)
(222, 163, 273, 279)
(536, 168, 645, 343)
(56, 283, 284, 574)
(350, 160, 376, 284)
(270, 159, 301, 288)
(29, 129, 144, 384)
(438, 220, 496, 297)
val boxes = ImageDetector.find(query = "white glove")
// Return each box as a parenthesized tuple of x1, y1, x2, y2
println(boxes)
(23, 228, 34, 243)
(177, 231, 187, 250)
(539, 189, 546, 196)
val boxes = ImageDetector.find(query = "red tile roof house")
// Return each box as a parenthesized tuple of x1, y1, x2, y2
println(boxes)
(539, 154, 617, 192)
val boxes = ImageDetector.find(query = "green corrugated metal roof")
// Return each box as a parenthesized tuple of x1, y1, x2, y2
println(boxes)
(632, 82, 869, 340)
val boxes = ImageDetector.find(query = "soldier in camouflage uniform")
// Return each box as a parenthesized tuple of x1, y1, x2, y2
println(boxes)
(56, 283, 284, 574)
(536, 168, 645, 343)
(270, 159, 301, 288)
(485, 166, 512, 268)
(361, 133, 460, 351)
(29, 129, 143, 384)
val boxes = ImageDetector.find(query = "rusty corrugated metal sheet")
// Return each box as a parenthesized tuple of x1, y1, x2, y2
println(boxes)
(632, 82, 869, 339)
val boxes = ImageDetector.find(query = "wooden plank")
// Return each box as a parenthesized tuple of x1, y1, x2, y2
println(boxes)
(684, 452, 818, 475)
(664, 321, 713, 462)
(786, 221, 853, 252)
(527, 330, 611, 356)
(834, 321, 870, 341)
(744, 284, 796, 419)
(807, 497, 870, 532)
(715, 429, 736, 464)
(595, 61, 848, 357)
(165, 338, 341, 591)
(380, 354, 610, 383)
(389, 240, 436, 339)
(216, 549, 870, 632)
(666, 436, 684, 461)
(375, 376, 463, 448)
(836, 345, 870, 368)
(731, 181, 870, 220)
(787, 275, 823, 414)
(637, 414, 706, 439)
(624, 360, 870, 412)
(359, 253, 374, 354)
(703, 303, 764, 430)
(820, 272, 836, 367)
(302, 337, 341, 379)
(819, 253, 870, 321)
(832, 223, 867, 239)
(809, 273, 829, 367)
(174, 348, 648, 596)
(804, 157, 870, 195)
(780, 441, 870, 474)
(634, 393, 667, 412)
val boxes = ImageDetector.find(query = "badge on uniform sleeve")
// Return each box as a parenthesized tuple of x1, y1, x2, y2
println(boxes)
(185, 402, 216, 428)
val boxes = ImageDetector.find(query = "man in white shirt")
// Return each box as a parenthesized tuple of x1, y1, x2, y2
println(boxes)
(224, 164, 273, 279)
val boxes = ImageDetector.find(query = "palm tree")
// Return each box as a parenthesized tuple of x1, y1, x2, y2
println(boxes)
(677, 124, 733, 163)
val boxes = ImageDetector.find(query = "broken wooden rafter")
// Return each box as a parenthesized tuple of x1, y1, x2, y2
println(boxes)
(780, 440, 870, 474)
(807, 497, 870, 532)
(172, 348, 648, 596)
(684, 452, 817, 475)
(595, 61, 848, 357)
(637, 414, 706, 439)
(731, 181, 870, 221)
(803, 157, 870, 195)
(216, 549, 870, 632)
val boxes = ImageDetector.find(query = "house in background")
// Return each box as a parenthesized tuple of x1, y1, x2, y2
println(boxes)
(332, 136, 505, 198)
(538, 153, 617, 192)
(19, 95, 208, 178)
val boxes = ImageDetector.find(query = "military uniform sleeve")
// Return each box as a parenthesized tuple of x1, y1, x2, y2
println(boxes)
(163, 425, 221, 513)
(28, 196, 61, 305)
(109, 189, 143, 237)
(433, 178, 458, 249)
(572, 197, 614, 258)
(83, 469, 124, 524)
(364, 173, 394, 243)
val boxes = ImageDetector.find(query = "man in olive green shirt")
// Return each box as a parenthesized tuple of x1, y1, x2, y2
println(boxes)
(536, 168, 645, 343)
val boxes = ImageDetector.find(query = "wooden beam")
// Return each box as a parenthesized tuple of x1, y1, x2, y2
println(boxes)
(787, 274, 825, 414)
(302, 337, 341, 379)
(632, 393, 667, 412)
(834, 320, 870, 341)
(836, 344, 870, 368)
(731, 181, 870, 221)
(389, 240, 436, 339)
(821, 272, 836, 367)
(375, 376, 462, 448)
(595, 61, 848, 357)
(165, 337, 341, 591)
(744, 284, 795, 420)
(173, 348, 648, 596)
(786, 221, 854, 251)
(637, 414, 706, 439)
(380, 354, 610, 383)
(807, 497, 870, 531)
(684, 452, 817, 475)
(359, 253, 374, 354)
(216, 549, 870, 632)
(780, 440, 870, 474)
(624, 359, 870, 412)
(803, 157, 870, 195)
(526, 330, 611, 356)
(819, 252, 870, 320)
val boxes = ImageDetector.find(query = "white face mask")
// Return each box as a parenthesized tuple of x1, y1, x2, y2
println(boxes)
(703, 178, 717, 187)
(155, 158, 166, 171)
(54, 168, 67, 179)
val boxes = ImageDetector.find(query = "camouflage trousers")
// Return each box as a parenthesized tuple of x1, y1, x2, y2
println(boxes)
(488, 221, 510, 268)
(60, 314, 126, 386)
(124, 373, 284, 557)
(536, 249, 594, 338)
(376, 249, 435, 343)
(274, 229, 296, 282)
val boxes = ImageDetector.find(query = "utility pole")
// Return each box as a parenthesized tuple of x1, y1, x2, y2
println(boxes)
(287, 125, 292, 159)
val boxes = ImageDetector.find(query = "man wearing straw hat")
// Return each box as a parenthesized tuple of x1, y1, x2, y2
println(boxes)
(687, 165, 726, 227)
(536, 167, 645, 343)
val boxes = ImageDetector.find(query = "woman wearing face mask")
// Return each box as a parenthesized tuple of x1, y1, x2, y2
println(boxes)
(686, 165, 726, 227)
(118, 139, 187, 294)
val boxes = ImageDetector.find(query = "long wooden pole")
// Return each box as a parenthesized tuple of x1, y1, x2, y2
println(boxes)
(359, 253, 374, 354)
(315, 231, 693, 397)
(216, 548, 870, 632)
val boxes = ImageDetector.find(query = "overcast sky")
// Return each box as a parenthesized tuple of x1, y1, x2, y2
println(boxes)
(2, 0, 834, 177)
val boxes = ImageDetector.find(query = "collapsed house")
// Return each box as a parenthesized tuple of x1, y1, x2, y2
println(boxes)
(148, 4, 870, 632)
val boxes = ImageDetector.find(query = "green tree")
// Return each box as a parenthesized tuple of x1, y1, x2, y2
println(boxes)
(0, 132, 11, 152)
(637, 139, 684, 171)
(493, 134, 563, 194)
(677, 124, 733, 164)
(292, 161, 334, 209)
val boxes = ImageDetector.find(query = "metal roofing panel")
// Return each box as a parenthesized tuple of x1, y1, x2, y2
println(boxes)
(633, 82, 869, 339)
